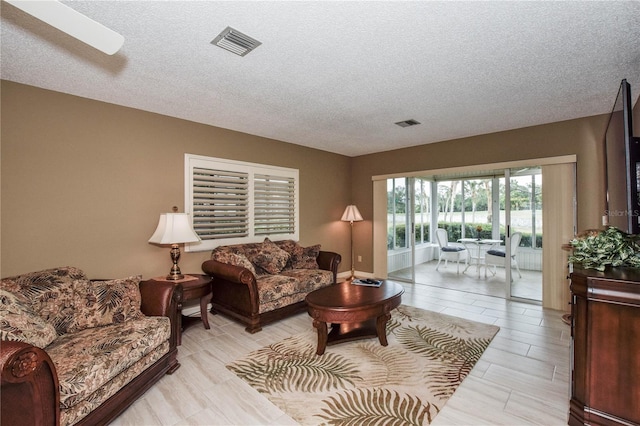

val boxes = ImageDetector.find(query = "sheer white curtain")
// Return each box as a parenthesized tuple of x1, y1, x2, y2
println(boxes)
(373, 179, 388, 279)
(542, 162, 576, 311)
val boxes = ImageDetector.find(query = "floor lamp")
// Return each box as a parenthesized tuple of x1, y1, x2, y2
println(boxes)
(341, 205, 363, 280)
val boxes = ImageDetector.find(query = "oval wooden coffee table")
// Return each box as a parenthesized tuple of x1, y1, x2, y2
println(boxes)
(305, 280, 404, 355)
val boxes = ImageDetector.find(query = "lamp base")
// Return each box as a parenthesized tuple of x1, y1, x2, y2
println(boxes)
(167, 244, 184, 281)
(166, 272, 185, 281)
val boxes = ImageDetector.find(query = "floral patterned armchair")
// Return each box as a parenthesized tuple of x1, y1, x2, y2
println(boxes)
(1, 266, 182, 426)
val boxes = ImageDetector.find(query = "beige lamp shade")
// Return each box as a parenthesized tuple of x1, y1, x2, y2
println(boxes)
(148, 213, 201, 245)
(341, 205, 363, 223)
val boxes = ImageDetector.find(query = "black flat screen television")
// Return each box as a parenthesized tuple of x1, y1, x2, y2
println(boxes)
(604, 78, 640, 235)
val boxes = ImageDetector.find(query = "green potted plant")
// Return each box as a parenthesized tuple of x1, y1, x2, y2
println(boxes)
(568, 226, 640, 271)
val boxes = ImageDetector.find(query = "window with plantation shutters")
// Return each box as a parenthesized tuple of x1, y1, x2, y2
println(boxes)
(254, 174, 296, 236)
(192, 168, 249, 240)
(185, 154, 299, 251)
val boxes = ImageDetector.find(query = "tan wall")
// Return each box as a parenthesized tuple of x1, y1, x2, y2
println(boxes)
(350, 115, 609, 274)
(1, 80, 630, 278)
(0, 81, 352, 278)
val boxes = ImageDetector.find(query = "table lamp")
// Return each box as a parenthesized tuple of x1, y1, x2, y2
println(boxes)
(149, 211, 201, 280)
(341, 205, 363, 280)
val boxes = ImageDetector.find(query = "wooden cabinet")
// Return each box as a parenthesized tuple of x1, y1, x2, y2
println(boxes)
(569, 268, 640, 426)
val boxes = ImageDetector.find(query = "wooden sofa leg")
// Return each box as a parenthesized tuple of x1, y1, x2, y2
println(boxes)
(165, 350, 181, 375)
(245, 324, 262, 333)
(167, 363, 181, 375)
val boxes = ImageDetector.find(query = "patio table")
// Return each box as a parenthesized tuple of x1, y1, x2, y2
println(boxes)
(458, 238, 502, 277)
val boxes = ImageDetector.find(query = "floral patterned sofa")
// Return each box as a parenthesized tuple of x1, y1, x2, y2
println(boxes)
(202, 238, 341, 333)
(0, 266, 182, 426)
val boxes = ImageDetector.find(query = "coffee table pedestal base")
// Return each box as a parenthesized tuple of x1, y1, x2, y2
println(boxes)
(312, 313, 391, 355)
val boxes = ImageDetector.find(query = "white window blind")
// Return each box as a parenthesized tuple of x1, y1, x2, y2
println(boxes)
(254, 174, 296, 236)
(193, 168, 249, 240)
(185, 154, 299, 251)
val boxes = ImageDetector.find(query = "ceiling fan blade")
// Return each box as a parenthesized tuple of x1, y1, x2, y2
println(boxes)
(4, 0, 124, 55)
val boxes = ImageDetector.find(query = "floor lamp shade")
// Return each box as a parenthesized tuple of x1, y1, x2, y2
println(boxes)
(149, 213, 201, 280)
(341, 205, 363, 223)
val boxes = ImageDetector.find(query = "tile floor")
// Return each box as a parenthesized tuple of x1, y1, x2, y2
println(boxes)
(112, 281, 571, 425)
(390, 259, 543, 301)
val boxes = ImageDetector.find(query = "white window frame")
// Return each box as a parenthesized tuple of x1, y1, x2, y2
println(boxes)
(184, 153, 299, 252)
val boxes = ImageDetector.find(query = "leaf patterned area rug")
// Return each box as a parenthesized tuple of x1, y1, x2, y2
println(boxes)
(226, 305, 499, 425)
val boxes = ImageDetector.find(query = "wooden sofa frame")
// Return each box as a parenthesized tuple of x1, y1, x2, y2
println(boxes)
(0, 280, 183, 426)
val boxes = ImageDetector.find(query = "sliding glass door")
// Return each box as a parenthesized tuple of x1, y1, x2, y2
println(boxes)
(387, 178, 414, 282)
(386, 169, 543, 302)
(374, 156, 576, 309)
(387, 177, 432, 283)
(504, 167, 543, 302)
(497, 168, 543, 301)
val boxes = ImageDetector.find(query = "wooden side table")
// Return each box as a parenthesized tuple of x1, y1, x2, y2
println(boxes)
(146, 274, 212, 345)
(180, 274, 213, 330)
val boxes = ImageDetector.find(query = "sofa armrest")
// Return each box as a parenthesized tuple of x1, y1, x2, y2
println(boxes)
(201, 259, 256, 286)
(317, 251, 342, 283)
(201, 259, 259, 311)
(139, 280, 183, 350)
(1, 341, 60, 426)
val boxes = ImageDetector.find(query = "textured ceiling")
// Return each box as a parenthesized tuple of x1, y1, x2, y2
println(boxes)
(2, 1, 639, 157)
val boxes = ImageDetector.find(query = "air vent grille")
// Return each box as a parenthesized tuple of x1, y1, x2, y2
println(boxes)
(211, 27, 261, 57)
(395, 119, 421, 128)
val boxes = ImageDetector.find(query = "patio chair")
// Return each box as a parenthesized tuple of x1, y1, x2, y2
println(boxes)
(484, 232, 523, 280)
(435, 228, 468, 274)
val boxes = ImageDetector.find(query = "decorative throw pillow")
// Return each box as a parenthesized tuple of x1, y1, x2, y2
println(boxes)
(291, 244, 321, 269)
(276, 240, 304, 270)
(69, 275, 144, 333)
(0, 289, 58, 348)
(1, 266, 88, 335)
(211, 250, 257, 275)
(249, 238, 291, 275)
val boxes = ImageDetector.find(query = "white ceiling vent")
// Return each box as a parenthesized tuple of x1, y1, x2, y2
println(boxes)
(211, 27, 261, 57)
(395, 119, 421, 128)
